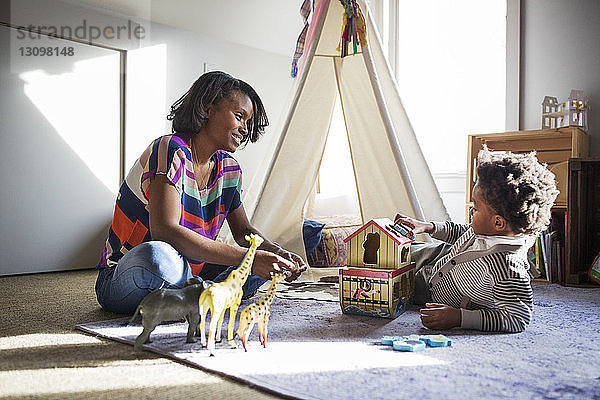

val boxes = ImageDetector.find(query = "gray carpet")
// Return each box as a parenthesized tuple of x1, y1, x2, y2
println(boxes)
(77, 282, 600, 400)
(0, 269, 281, 400)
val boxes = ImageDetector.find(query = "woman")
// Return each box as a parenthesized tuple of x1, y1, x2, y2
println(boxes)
(96, 71, 306, 314)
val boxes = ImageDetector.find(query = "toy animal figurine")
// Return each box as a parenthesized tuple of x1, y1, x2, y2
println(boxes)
(236, 271, 287, 351)
(198, 234, 264, 356)
(128, 277, 213, 352)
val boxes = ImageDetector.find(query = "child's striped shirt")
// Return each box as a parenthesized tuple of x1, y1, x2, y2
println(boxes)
(428, 221, 534, 332)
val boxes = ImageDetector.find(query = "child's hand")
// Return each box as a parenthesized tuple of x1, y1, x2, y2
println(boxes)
(394, 214, 434, 235)
(420, 303, 461, 330)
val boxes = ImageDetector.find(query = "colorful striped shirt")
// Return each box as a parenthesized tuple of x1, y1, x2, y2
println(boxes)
(98, 133, 243, 275)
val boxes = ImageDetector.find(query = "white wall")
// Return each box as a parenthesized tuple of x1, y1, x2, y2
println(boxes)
(127, 21, 294, 193)
(71, 0, 302, 57)
(0, 0, 126, 275)
(520, 0, 600, 156)
(0, 0, 296, 275)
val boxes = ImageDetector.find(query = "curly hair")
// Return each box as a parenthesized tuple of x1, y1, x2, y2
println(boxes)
(476, 147, 559, 235)
(167, 71, 268, 145)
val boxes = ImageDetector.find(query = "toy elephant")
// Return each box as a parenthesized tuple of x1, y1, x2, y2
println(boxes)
(128, 277, 213, 351)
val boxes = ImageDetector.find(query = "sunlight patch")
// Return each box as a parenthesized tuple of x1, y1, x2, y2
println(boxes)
(19, 53, 120, 193)
(198, 341, 446, 374)
(0, 362, 222, 397)
(0, 333, 103, 350)
(84, 321, 447, 374)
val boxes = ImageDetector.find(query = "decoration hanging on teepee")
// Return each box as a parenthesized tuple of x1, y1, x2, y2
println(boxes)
(337, 0, 367, 57)
(291, 0, 314, 78)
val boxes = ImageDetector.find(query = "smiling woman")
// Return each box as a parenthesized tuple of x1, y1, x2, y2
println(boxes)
(95, 71, 307, 315)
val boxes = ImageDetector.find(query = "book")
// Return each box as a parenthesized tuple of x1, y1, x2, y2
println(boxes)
(557, 240, 564, 284)
(527, 243, 542, 278)
(536, 236, 548, 280)
(552, 239, 560, 284)
(544, 232, 552, 281)
(589, 252, 600, 284)
(550, 209, 567, 284)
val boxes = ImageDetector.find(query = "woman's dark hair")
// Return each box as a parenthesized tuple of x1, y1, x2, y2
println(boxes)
(167, 71, 268, 145)
(476, 147, 559, 235)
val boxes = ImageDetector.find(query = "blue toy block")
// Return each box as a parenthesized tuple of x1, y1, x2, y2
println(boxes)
(392, 339, 425, 352)
(381, 336, 402, 346)
(391, 223, 416, 240)
(419, 334, 452, 347)
(380, 334, 452, 350)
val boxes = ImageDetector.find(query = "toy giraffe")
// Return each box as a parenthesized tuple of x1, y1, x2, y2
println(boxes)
(198, 233, 263, 356)
(236, 271, 287, 351)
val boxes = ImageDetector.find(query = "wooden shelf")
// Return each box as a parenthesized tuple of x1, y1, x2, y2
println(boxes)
(465, 128, 593, 286)
(466, 127, 589, 210)
(566, 158, 600, 286)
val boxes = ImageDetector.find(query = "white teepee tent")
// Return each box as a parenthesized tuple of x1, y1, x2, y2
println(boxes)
(245, 0, 449, 258)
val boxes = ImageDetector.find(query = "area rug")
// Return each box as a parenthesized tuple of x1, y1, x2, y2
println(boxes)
(76, 283, 600, 400)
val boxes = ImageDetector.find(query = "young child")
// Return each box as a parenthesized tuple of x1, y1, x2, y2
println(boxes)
(396, 148, 558, 333)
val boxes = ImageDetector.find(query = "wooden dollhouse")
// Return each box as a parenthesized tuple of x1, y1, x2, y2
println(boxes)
(339, 218, 416, 318)
(343, 218, 412, 269)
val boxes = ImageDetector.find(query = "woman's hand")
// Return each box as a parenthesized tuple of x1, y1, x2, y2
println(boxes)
(394, 213, 435, 236)
(252, 250, 301, 280)
(274, 248, 307, 282)
(420, 303, 461, 330)
(226, 205, 306, 281)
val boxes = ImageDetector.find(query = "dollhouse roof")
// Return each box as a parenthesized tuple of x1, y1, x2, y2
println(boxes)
(542, 96, 558, 105)
(568, 89, 586, 101)
(343, 218, 414, 246)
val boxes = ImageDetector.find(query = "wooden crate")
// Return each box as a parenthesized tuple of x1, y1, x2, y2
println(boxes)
(566, 158, 600, 286)
(339, 263, 415, 319)
(466, 127, 589, 210)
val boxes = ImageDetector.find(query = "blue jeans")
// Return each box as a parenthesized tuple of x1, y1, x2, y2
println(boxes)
(95, 241, 267, 314)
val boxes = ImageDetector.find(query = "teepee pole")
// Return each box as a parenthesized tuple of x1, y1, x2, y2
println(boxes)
(361, 44, 426, 221)
(251, 0, 332, 218)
